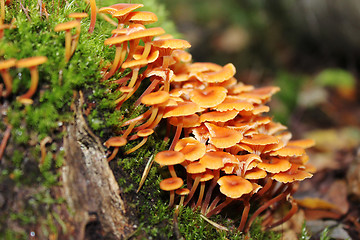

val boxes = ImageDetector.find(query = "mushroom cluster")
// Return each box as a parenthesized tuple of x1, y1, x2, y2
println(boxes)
(96, 2, 315, 233)
(0, 56, 47, 104)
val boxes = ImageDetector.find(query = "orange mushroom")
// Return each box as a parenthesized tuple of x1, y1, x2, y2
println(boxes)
(104, 136, 127, 161)
(68, 12, 88, 55)
(159, 177, 183, 207)
(54, 20, 80, 62)
(204, 122, 243, 149)
(154, 150, 185, 178)
(190, 86, 228, 108)
(125, 129, 154, 155)
(16, 56, 47, 104)
(0, 58, 16, 97)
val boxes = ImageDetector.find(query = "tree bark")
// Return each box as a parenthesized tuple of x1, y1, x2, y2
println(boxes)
(61, 93, 133, 239)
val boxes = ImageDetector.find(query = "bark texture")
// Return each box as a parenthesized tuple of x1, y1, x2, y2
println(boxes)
(61, 94, 133, 239)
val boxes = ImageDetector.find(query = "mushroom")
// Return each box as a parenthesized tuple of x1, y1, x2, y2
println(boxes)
(175, 188, 190, 216)
(88, 0, 97, 33)
(194, 170, 214, 209)
(206, 175, 253, 217)
(200, 110, 238, 123)
(54, 20, 81, 62)
(190, 86, 228, 108)
(204, 122, 243, 149)
(195, 63, 236, 83)
(103, 27, 164, 80)
(154, 150, 185, 178)
(159, 177, 183, 207)
(125, 129, 154, 155)
(68, 12, 88, 55)
(104, 136, 127, 161)
(0, 58, 16, 97)
(16, 56, 47, 104)
(174, 137, 206, 161)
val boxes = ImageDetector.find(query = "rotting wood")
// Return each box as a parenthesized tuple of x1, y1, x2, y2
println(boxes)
(62, 93, 133, 239)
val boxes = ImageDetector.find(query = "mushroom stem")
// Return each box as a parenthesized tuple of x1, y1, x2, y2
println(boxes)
(17, 66, 39, 100)
(134, 107, 158, 131)
(107, 147, 119, 162)
(0, 0, 4, 23)
(201, 170, 220, 214)
(162, 55, 171, 69)
(175, 195, 186, 216)
(184, 176, 201, 206)
(104, 43, 126, 80)
(206, 198, 233, 218)
(125, 137, 148, 155)
(254, 178, 273, 200)
(194, 182, 206, 209)
(0, 124, 11, 162)
(127, 67, 140, 88)
(1, 69, 12, 97)
(88, 0, 97, 33)
(169, 190, 175, 207)
(65, 30, 72, 62)
(206, 195, 221, 213)
(265, 197, 298, 229)
(135, 79, 160, 106)
(122, 121, 137, 138)
(169, 117, 183, 151)
(168, 165, 177, 178)
(141, 42, 152, 59)
(148, 107, 164, 129)
(244, 184, 293, 233)
(238, 199, 250, 232)
(122, 109, 152, 127)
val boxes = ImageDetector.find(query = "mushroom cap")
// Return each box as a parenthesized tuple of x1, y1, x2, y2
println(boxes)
(168, 114, 201, 128)
(174, 137, 206, 161)
(257, 157, 291, 173)
(111, 24, 146, 34)
(112, 3, 144, 17)
(195, 170, 215, 182)
(172, 50, 192, 63)
(271, 164, 312, 183)
(160, 177, 183, 191)
(154, 150, 185, 165)
(190, 86, 227, 108)
(241, 134, 279, 146)
(141, 90, 170, 105)
(16, 56, 48, 68)
(104, 136, 127, 147)
(0, 58, 16, 70)
(270, 145, 305, 157)
(137, 129, 154, 137)
(54, 20, 80, 32)
(217, 175, 253, 199)
(105, 27, 165, 45)
(68, 12, 89, 19)
(186, 161, 206, 174)
(125, 11, 158, 25)
(199, 151, 235, 170)
(200, 110, 238, 123)
(163, 101, 203, 118)
(212, 97, 254, 112)
(152, 39, 191, 50)
(205, 123, 243, 148)
(196, 63, 236, 83)
(287, 139, 315, 149)
(244, 167, 267, 180)
(122, 50, 159, 68)
(188, 62, 223, 74)
(176, 188, 190, 196)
